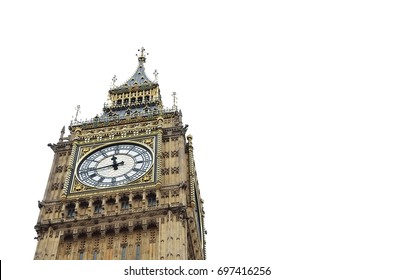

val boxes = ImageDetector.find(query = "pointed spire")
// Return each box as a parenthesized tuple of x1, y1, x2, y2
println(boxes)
(118, 47, 154, 87)
(59, 126, 65, 142)
(108, 47, 158, 93)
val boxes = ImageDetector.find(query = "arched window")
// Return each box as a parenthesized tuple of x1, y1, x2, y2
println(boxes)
(147, 193, 156, 207)
(106, 197, 116, 205)
(135, 244, 141, 260)
(132, 194, 142, 208)
(78, 200, 89, 216)
(105, 228, 115, 242)
(120, 196, 130, 210)
(121, 246, 127, 260)
(91, 230, 101, 259)
(93, 200, 102, 214)
(66, 203, 76, 218)
(63, 233, 73, 242)
(147, 222, 158, 244)
(79, 200, 89, 208)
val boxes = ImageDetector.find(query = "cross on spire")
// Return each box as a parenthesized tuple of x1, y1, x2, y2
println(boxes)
(137, 47, 148, 64)
(139, 47, 146, 57)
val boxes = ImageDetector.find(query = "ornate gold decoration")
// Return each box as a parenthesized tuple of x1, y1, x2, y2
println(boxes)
(142, 174, 152, 182)
(80, 147, 91, 158)
(73, 181, 85, 192)
(144, 138, 152, 145)
(143, 137, 154, 149)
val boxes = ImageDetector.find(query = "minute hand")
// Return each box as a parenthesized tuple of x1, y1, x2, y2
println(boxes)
(94, 161, 125, 171)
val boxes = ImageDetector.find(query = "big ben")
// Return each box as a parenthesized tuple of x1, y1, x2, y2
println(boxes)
(34, 48, 206, 260)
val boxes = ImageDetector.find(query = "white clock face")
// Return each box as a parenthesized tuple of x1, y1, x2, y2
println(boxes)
(77, 143, 153, 188)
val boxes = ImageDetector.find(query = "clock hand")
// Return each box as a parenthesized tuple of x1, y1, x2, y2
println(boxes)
(91, 160, 125, 171)
(111, 155, 118, 164)
(82, 159, 125, 172)
(112, 160, 124, 170)
(94, 164, 117, 171)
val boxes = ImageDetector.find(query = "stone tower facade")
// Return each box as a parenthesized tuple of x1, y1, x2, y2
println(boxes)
(34, 48, 206, 260)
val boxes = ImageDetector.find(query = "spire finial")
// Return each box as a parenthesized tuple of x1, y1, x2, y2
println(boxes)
(137, 47, 148, 64)
(172, 92, 178, 110)
(111, 75, 117, 88)
(59, 125, 66, 142)
(73, 105, 81, 121)
(60, 125, 65, 141)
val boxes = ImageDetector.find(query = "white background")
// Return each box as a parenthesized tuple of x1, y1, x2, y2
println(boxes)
(1, 0, 393, 279)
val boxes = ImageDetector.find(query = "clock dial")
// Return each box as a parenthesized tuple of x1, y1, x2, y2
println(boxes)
(77, 143, 153, 188)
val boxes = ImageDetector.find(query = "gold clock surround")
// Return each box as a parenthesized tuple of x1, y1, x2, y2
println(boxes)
(65, 135, 158, 197)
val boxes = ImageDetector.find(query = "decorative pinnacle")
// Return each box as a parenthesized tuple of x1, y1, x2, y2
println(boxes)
(111, 75, 117, 88)
(137, 47, 148, 64)
(59, 125, 65, 142)
(153, 69, 159, 82)
(73, 105, 81, 121)
(172, 92, 178, 110)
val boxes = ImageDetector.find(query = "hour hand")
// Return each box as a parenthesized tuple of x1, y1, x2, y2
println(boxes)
(112, 161, 124, 170)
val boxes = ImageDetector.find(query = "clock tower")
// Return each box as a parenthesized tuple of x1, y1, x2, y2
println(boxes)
(34, 48, 206, 260)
